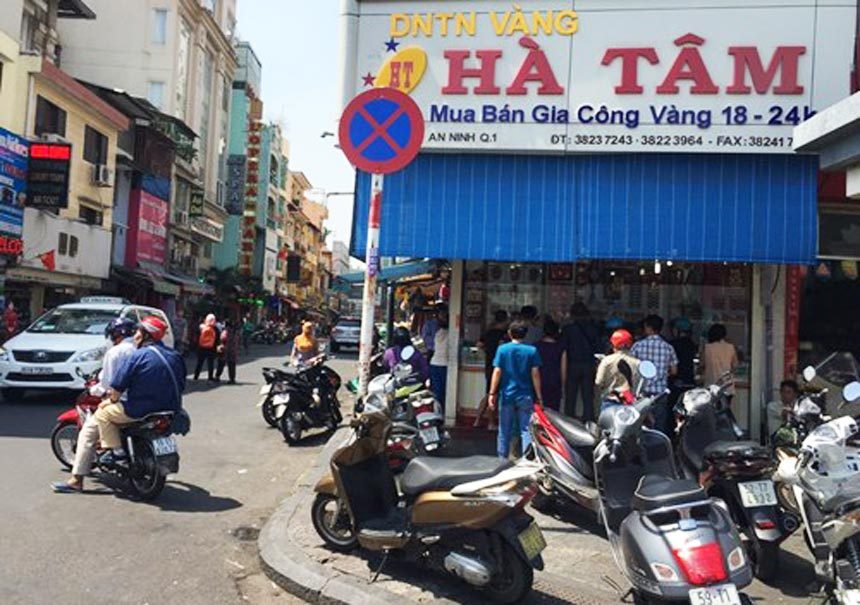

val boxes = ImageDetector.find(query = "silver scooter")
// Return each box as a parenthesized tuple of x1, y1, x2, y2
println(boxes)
(595, 361, 753, 604)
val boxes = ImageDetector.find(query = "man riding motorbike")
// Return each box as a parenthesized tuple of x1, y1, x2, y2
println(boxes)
(51, 317, 138, 493)
(383, 326, 429, 382)
(94, 316, 186, 466)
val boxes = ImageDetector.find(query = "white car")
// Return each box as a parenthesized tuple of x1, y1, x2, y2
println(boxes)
(0, 297, 174, 399)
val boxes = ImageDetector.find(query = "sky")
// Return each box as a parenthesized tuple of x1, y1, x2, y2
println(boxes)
(236, 1, 355, 248)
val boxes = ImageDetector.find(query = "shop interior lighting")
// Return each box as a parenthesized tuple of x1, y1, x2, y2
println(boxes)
(667, 260, 674, 267)
(654, 260, 662, 275)
(639, 267, 646, 276)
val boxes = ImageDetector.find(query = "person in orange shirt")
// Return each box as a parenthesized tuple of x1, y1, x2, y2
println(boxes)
(194, 314, 219, 382)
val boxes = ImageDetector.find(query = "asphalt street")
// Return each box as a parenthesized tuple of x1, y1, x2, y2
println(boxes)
(0, 346, 358, 605)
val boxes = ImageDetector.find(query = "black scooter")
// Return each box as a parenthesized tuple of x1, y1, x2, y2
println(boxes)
(675, 378, 797, 581)
(266, 355, 343, 444)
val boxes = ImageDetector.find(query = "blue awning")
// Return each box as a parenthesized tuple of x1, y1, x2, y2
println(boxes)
(351, 153, 818, 265)
(339, 259, 438, 284)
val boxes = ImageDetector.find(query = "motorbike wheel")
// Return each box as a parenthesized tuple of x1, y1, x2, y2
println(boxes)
(50, 421, 79, 470)
(310, 493, 357, 552)
(128, 440, 167, 501)
(483, 541, 533, 604)
(281, 416, 302, 445)
(261, 399, 278, 428)
(749, 539, 780, 582)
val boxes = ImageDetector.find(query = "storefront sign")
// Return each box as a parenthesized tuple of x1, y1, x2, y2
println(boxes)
(0, 235, 23, 255)
(190, 216, 224, 242)
(784, 265, 803, 378)
(240, 118, 262, 275)
(126, 189, 168, 266)
(189, 188, 205, 217)
(27, 142, 71, 209)
(0, 127, 27, 240)
(350, 0, 854, 154)
(226, 154, 246, 216)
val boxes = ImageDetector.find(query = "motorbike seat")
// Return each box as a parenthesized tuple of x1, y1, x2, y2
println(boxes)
(544, 408, 599, 446)
(133, 411, 175, 424)
(703, 440, 770, 460)
(631, 475, 707, 512)
(401, 456, 513, 496)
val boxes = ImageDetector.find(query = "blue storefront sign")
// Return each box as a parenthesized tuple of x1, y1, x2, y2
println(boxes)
(0, 127, 27, 238)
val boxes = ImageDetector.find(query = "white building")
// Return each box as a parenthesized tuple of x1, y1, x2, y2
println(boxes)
(56, 0, 237, 280)
(331, 240, 350, 277)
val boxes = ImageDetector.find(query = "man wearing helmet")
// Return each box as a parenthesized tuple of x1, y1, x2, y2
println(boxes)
(94, 316, 186, 465)
(52, 317, 138, 493)
(595, 329, 641, 412)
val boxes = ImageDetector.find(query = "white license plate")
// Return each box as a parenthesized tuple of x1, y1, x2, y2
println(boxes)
(420, 427, 439, 444)
(518, 522, 547, 560)
(689, 584, 740, 605)
(152, 437, 177, 456)
(738, 480, 777, 508)
(20, 366, 53, 375)
(259, 384, 271, 395)
(273, 393, 290, 405)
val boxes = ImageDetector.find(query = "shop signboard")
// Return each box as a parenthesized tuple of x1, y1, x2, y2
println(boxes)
(126, 189, 168, 266)
(226, 154, 246, 216)
(239, 119, 263, 275)
(190, 216, 224, 242)
(189, 188, 205, 217)
(0, 127, 27, 244)
(27, 142, 71, 210)
(350, 0, 855, 154)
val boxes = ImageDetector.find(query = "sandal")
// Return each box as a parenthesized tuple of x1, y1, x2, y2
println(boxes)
(51, 481, 83, 494)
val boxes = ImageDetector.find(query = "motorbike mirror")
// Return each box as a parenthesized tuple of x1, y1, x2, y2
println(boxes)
(401, 345, 415, 361)
(802, 366, 816, 382)
(639, 360, 657, 380)
(843, 382, 860, 404)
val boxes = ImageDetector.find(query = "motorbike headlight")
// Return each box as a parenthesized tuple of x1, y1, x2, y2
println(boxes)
(71, 346, 107, 363)
(0, 347, 8, 362)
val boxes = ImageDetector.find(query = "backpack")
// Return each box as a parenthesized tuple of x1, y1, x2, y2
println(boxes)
(199, 325, 216, 349)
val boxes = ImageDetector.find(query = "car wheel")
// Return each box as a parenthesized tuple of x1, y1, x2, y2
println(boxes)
(1, 388, 26, 402)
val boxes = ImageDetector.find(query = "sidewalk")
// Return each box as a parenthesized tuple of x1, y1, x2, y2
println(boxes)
(259, 426, 816, 605)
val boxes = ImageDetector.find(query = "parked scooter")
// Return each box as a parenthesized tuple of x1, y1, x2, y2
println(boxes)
(311, 408, 545, 603)
(675, 375, 796, 581)
(773, 359, 860, 604)
(274, 355, 342, 444)
(595, 361, 753, 604)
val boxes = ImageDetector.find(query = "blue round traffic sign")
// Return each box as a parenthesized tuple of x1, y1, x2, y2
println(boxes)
(338, 88, 424, 175)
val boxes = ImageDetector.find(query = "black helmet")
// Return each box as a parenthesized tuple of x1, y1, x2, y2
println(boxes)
(105, 317, 137, 340)
(393, 326, 411, 349)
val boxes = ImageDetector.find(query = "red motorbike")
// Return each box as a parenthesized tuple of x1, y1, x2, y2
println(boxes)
(50, 373, 102, 470)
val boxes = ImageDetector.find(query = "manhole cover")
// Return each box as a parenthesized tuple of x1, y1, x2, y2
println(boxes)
(533, 578, 617, 605)
(232, 526, 260, 541)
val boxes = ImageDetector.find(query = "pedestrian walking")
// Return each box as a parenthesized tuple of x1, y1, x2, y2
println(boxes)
(535, 318, 564, 411)
(428, 307, 450, 413)
(630, 314, 678, 435)
(702, 323, 738, 403)
(559, 303, 601, 420)
(194, 313, 219, 382)
(488, 320, 542, 459)
(216, 318, 240, 384)
(172, 309, 188, 355)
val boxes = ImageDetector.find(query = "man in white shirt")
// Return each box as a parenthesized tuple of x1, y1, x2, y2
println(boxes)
(52, 317, 138, 493)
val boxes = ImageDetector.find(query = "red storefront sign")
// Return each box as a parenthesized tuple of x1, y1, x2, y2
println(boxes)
(126, 189, 168, 266)
(784, 265, 804, 378)
(239, 117, 262, 275)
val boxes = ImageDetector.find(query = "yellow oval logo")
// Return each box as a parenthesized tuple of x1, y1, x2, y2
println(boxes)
(375, 46, 427, 95)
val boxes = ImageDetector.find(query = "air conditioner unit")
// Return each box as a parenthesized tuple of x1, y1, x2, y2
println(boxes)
(41, 133, 69, 144)
(91, 164, 113, 187)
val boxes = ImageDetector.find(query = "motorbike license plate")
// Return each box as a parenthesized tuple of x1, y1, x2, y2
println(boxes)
(152, 437, 177, 456)
(259, 384, 271, 395)
(688, 584, 740, 605)
(419, 427, 439, 444)
(20, 366, 52, 375)
(738, 480, 777, 508)
(518, 522, 547, 561)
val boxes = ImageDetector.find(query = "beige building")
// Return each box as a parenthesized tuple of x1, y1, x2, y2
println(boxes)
(56, 0, 238, 280)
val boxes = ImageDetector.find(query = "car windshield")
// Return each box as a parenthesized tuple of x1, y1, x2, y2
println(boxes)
(27, 308, 118, 335)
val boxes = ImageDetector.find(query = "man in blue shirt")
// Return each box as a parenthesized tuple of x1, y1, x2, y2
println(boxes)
(95, 316, 186, 461)
(488, 321, 543, 459)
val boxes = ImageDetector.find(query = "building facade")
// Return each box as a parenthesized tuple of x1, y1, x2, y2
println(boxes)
(344, 0, 859, 436)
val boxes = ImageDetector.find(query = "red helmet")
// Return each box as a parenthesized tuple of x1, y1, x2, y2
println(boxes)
(139, 316, 168, 341)
(610, 329, 633, 350)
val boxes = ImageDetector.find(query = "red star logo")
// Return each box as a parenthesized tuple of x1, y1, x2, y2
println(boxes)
(362, 72, 376, 87)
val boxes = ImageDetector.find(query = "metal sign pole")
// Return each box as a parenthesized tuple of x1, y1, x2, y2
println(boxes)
(357, 173, 383, 397)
